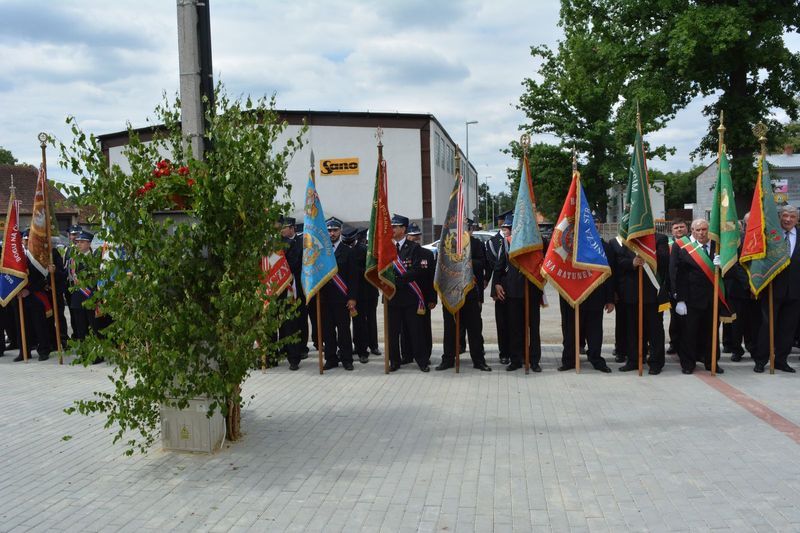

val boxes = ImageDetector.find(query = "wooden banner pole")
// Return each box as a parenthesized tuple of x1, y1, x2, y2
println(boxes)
(575, 304, 581, 373)
(383, 299, 390, 374)
(710, 265, 720, 376)
(769, 285, 775, 375)
(316, 297, 324, 374)
(524, 283, 530, 374)
(18, 295, 28, 362)
(637, 265, 643, 376)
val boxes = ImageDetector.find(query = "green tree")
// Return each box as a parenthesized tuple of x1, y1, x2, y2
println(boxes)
(518, 0, 689, 217)
(0, 146, 17, 165)
(649, 165, 707, 210)
(504, 142, 574, 221)
(57, 87, 304, 454)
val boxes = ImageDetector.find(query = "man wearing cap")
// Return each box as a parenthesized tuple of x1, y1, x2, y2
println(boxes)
(407, 222, 437, 365)
(485, 218, 512, 364)
(345, 228, 371, 364)
(388, 214, 428, 372)
(277, 217, 304, 370)
(356, 229, 381, 357)
(67, 231, 96, 343)
(63, 224, 83, 342)
(438, 219, 491, 371)
(319, 217, 359, 370)
(493, 214, 545, 372)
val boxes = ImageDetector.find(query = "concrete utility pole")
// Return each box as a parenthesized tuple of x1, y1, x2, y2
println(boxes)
(177, 0, 214, 159)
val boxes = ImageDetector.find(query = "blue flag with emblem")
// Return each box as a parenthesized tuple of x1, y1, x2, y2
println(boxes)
(301, 174, 338, 303)
(572, 178, 611, 272)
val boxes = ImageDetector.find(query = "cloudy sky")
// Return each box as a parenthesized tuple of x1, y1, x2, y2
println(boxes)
(1, 0, 798, 193)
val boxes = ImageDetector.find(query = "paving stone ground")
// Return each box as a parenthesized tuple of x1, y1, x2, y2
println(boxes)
(3, 334, 800, 532)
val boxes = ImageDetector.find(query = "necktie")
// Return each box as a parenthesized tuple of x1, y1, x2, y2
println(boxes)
(396, 242, 401, 254)
(703, 244, 708, 256)
(786, 231, 792, 254)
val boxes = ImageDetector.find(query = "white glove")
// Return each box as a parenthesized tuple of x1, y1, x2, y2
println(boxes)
(675, 301, 687, 316)
(712, 254, 721, 267)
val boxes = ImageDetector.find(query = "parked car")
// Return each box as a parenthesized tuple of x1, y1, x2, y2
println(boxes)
(423, 229, 498, 258)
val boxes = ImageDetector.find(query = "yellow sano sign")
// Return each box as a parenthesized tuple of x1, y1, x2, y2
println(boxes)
(320, 158, 359, 176)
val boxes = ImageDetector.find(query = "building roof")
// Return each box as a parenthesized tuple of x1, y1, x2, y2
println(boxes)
(0, 164, 79, 216)
(767, 153, 800, 169)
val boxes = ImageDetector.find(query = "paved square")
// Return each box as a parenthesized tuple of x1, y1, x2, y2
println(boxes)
(2, 338, 800, 532)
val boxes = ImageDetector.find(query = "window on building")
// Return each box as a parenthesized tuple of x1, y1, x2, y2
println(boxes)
(434, 133, 441, 168)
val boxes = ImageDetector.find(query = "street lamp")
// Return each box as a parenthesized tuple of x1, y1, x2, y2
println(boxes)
(483, 175, 491, 226)
(465, 120, 478, 217)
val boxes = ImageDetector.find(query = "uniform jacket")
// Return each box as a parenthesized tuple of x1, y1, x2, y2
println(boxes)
(485, 232, 505, 298)
(493, 237, 546, 304)
(389, 238, 423, 308)
(468, 235, 486, 303)
(417, 245, 437, 306)
(320, 239, 359, 303)
(612, 234, 670, 305)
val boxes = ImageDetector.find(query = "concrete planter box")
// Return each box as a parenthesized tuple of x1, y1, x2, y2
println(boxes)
(161, 398, 224, 453)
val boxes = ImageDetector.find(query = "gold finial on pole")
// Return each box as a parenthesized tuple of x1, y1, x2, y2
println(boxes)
(572, 145, 577, 173)
(37, 132, 48, 148)
(753, 121, 768, 158)
(520, 133, 530, 156)
(717, 111, 726, 155)
(375, 126, 384, 148)
(454, 144, 461, 170)
(9, 173, 14, 194)
(636, 100, 642, 135)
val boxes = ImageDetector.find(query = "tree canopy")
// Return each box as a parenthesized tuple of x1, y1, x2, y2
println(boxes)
(0, 146, 17, 165)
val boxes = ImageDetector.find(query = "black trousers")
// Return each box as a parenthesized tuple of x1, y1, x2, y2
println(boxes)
(70, 306, 93, 341)
(419, 307, 433, 363)
(297, 298, 309, 353)
(494, 299, 509, 358)
(615, 304, 627, 358)
(505, 297, 541, 366)
(366, 293, 379, 351)
(388, 305, 422, 368)
(441, 299, 486, 366)
(624, 302, 665, 371)
(755, 295, 800, 367)
(352, 298, 370, 357)
(321, 300, 353, 365)
(308, 296, 319, 349)
(729, 296, 760, 356)
(277, 311, 301, 366)
(681, 305, 717, 370)
(21, 295, 52, 357)
(559, 298, 606, 368)
(667, 304, 680, 349)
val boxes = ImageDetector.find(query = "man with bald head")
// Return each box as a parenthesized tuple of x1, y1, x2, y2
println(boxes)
(753, 204, 800, 373)
(674, 218, 724, 374)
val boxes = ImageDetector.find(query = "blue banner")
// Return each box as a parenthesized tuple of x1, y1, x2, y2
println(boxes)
(0, 271, 26, 307)
(301, 176, 338, 302)
(572, 178, 610, 271)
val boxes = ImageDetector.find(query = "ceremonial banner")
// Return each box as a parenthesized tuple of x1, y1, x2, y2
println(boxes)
(508, 154, 545, 289)
(541, 171, 610, 306)
(260, 251, 293, 297)
(709, 150, 739, 275)
(434, 170, 473, 313)
(618, 129, 656, 269)
(0, 192, 27, 306)
(740, 157, 790, 296)
(27, 165, 51, 276)
(364, 159, 397, 298)
(301, 175, 338, 302)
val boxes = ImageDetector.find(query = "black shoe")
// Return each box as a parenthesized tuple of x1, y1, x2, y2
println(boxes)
(300, 353, 309, 360)
(506, 362, 522, 371)
(13, 354, 26, 362)
(435, 362, 454, 371)
(343, 362, 354, 371)
(705, 365, 724, 374)
(37, 354, 50, 362)
(754, 363, 765, 373)
(614, 355, 626, 363)
(648, 368, 662, 375)
(557, 365, 575, 372)
(323, 361, 338, 370)
(594, 365, 612, 373)
(775, 363, 796, 373)
(359, 355, 369, 364)
(731, 353, 743, 362)
(682, 367, 694, 375)
(370, 348, 382, 356)
(473, 363, 492, 372)
(289, 362, 300, 371)
(618, 365, 637, 372)
(499, 357, 510, 365)
(530, 364, 542, 373)
(389, 363, 400, 372)
(666, 345, 677, 355)
(419, 364, 430, 372)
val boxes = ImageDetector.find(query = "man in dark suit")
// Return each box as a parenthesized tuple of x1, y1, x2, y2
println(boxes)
(724, 215, 760, 362)
(558, 221, 615, 373)
(666, 220, 688, 356)
(319, 217, 359, 371)
(493, 215, 545, 372)
(387, 214, 427, 372)
(485, 219, 511, 364)
(406, 223, 437, 366)
(278, 217, 304, 370)
(611, 232, 670, 375)
(346, 228, 372, 364)
(753, 205, 800, 373)
(674, 218, 724, 374)
(355, 229, 381, 357)
(437, 220, 491, 371)
(66, 230, 96, 342)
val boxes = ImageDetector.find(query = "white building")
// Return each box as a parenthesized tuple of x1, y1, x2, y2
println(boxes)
(606, 180, 666, 223)
(99, 111, 477, 243)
